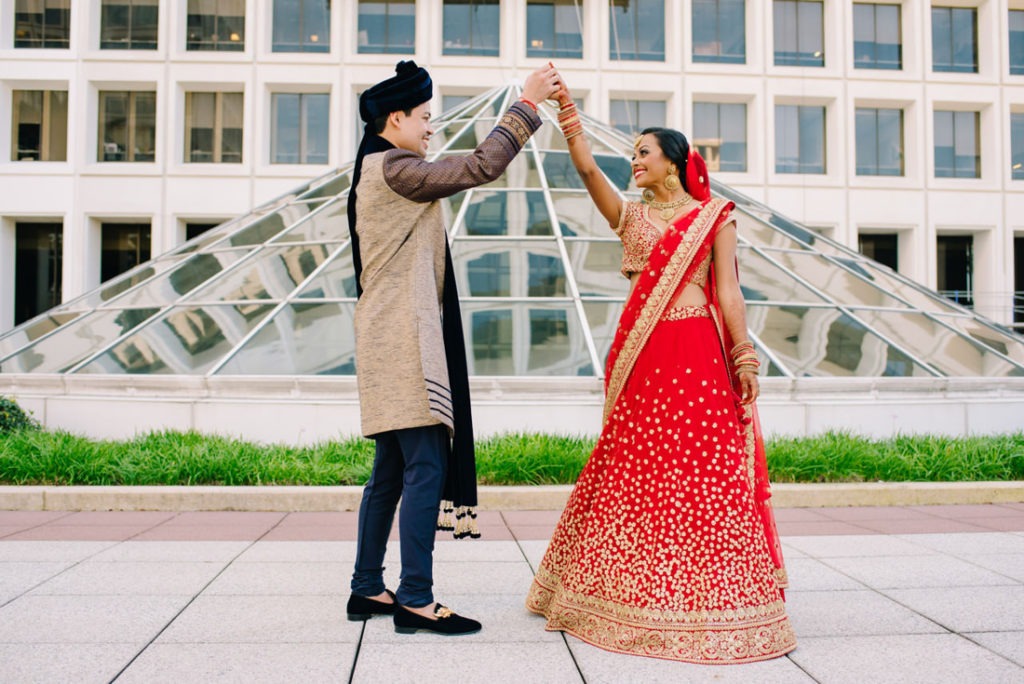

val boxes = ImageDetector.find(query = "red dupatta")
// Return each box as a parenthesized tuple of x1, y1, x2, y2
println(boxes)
(602, 189, 789, 591)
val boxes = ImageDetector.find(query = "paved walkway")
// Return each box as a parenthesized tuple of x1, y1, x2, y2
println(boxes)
(1, 504, 1023, 683)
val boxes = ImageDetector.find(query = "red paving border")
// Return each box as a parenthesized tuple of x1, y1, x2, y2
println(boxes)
(0, 504, 1023, 541)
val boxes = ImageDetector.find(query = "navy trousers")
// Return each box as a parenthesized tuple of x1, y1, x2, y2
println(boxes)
(350, 423, 448, 608)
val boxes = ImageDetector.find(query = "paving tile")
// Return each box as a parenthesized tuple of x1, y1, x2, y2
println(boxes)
(362, 593, 563, 644)
(782, 534, 935, 558)
(852, 519, 992, 535)
(970, 517, 1024, 532)
(131, 525, 272, 541)
(894, 532, 1024, 557)
(517, 539, 550, 571)
(785, 589, 945, 638)
(508, 524, 557, 540)
(155, 594, 361, 643)
(204, 561, 347, 595)
(908, 504, 1022, 519)
(823, 554, 1017, 589)
(29, 561, 224, 596)
(160, 512, 285, 527)
(0, 511, 71, 526)
(816, 506, 935, 521)
(90, 540, 250, 563)
(965, 553, 1024, 582)
(0, 643, 141, 684)
(965, 631, 1024, 668)
(430, 560, 537, 597)
(5, 525, 149, 541)
(0, 561, 75, 603)
(567, 637, 812, 683)
(789, 634, 1024, 684)
(772, 507, 833, 522)
(52, 511, 176, 526)
(236, 541, 357, 563)
(779, 542, 808, 559)
(776, 521, 874, 536)
(352, 642, 582, 684)
(277, 511, 359, 527)
(500, 510, 563, 526)
(784, 557, 864, 592)
(881, 586, 1024, 632)
(0, 595, 189, 643)
(387, 540, 525, 563)
(0, 525, 28, 538)
(261, 525, 360, 541)
(0, 541, 116, 561)
(118, 642, 358, 684)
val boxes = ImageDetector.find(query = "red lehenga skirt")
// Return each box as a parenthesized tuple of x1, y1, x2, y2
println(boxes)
(526, 306, 796, 664)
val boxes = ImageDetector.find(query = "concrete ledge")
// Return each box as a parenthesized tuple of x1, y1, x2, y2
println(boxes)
(1, 482, 1023, 512)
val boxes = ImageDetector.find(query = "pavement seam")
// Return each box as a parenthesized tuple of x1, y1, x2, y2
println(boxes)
(0, 542, 118, 610)
(107, 514, 291, 681)
(347, 621, 366, 684)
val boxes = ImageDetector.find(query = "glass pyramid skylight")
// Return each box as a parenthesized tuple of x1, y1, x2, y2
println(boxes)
(2, 87, 1023, 379)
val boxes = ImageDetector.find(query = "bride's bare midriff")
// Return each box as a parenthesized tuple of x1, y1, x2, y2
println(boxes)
(627, 277, 707, 308)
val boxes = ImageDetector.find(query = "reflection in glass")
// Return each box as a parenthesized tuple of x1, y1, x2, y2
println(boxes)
(934, 110, 980, 179)
(187, 0, 245, 51)
(454, 240, 568, 297)
(217, 302, 357, 375)
(773, 0, 823, 67)
(853, 2, 901, 70)
(227, 202, 326, 246)
(443, 0, 500, 56)
(1012, 10, 1024, 75)
(100, 0, 159, 50)
(297, 172, 352, 200)
(737, 247, 826, 303)
(0, 312, 81, 360)
(694, 102, 747, 173)
(609, 0, 665, 61)
(567, 242, 627, 297)
(934, 315, 1024, 368)
(1012, 113, 1024, 181)
(463, 302, 591, 375)
(775, 105, 825, 174)
(102, 223, 151, 283)
(99, 91, 156, 162)
(609, 99, 666, 136)
(79, 304, 276, 375)
(583, 300, 624, 364)
(0, 308, 160, 373)
(760, 249, 909, 308)
(14, 0, 71, 48)
(297, 248, 358, 299)
(186, 92, 243, 164)
(358, 0, 415, 54)
(271, 202, 349, 242)
(932, 6, 977, 73)
(461, 191, 553, 236)
(112, 250, 249, 308)
(746, 305, 930, 377)
(189, 244, 337, 302)
(11, 90, 68, 161)
(15, 222, 63, 326)
(549, 192, 616, 237)
(272, 93, 330, 164)
(273, 0, 331, 52)
(856, 108, 903, 176)
(692, 0, 745, 64)
(527, 0, 583, 59)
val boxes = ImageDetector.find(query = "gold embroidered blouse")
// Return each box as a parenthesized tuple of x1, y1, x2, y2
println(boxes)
(615, 201, 712, 286)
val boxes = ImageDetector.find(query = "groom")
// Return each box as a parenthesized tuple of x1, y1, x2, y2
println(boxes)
(345, 60, 560, 635)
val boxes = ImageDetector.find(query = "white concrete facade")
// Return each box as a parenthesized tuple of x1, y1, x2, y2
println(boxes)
(1, 1, 1022, 327)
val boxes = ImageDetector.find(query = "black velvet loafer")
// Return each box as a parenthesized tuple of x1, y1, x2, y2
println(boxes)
(346, 589, 397, 621)
(393, 603, 482, 635)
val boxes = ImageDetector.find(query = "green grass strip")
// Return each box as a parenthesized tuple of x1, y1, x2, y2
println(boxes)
(0, 430, 1021, 486)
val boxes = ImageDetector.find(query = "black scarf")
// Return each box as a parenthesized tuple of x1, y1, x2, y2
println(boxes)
(348, 125, 479, 525)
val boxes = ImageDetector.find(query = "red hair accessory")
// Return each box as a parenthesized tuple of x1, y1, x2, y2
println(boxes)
(686, 148, 711, 201)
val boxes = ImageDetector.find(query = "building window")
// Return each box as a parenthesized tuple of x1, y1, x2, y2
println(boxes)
(609, 0, 665, 62)
(14, 0, 70, 48)
(692, 0, 745, 64)
(855, 107, 904, 176)
(100, 0, 159, 50)
(773, 0, 823, 67)
(853, 3, 901, 70)
(101, 223, 151, 283)
(187, 0, 245, 51)
(442, 94, 474, 113)
(1011, 10, 1024, 75)
(98, 91, 157, 162)
(858, 233, 898, 271)
(443, 0, 500, 56)
(527, 0, 583, 59)
(358, 0, 415, 54)
(775, 104, 825, 174)
(609, 99, 666, 136)
(934, 110, 979, 178)
(15, 222, 63, 326)
(936, 234, 973, 308)
(11, 90, 68, 162)
(185, 222, 220, 240)
(272, 0, 330, 52)
(185, 92, 243, 163)
(1014, 236, 1024, 328)
(1012, 113, 1024, 180)
(932, 6, 977, 73)
(271, 93, 329, 164)
(693, 102, 747, 172)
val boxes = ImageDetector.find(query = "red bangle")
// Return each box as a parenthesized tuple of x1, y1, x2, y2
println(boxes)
(518, 97, 538, 112)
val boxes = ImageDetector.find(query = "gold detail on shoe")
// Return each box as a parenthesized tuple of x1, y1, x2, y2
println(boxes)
(434, 606, 454, 619)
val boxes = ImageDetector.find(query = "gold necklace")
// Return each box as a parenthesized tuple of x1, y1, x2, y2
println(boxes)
(645, 192, 693, 221)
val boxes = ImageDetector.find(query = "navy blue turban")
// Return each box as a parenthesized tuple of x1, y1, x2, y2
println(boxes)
(359, 60, 433, 123)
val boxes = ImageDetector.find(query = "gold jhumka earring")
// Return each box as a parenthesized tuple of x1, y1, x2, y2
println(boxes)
(664, 164, 681, 192)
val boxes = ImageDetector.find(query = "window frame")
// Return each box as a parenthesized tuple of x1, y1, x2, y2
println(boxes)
(855, 106, 905, 177)
(271, 0, 332, 53)
(853, 2, 902, 70)
(931, 5, 978, 74)
(442, 0, 501, 57)
(526, 0, 584, 60)
(11, 89, 69, 162)
(608, 0, 666, 62)
(774, 103, 827, 174)
(933, 109, 980, 179)
(270, 92, 330, 165)
(185, 91, 244, 164)
(692, 101, 748, 173)
(692, 0, 746, 65)
(13, 0, 71, 49)
(773, 0, 824, 67)
(186, 0, 246, 52)
(100, 0, 160, 51)
(97, 90, 158, 163)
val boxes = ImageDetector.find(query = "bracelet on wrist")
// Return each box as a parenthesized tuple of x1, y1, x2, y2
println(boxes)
(518, 97, 538, 113)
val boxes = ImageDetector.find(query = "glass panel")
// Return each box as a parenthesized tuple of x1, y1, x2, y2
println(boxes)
(217, 302, 357, 375)
(462, 301, 592, 375)
(609, 99, 666, 136)
(549, 191, 618, 237)
(851, 310, 1022, 377)
(566, 241, 629, 297)
(273, 0, 330, 52)
(445, 118, 497, 151)
(1012, 113, 1024, 180)
(0, 312, 82, 360)
(774, 0, 823, 66)
(582, 300, 624, 366)
(226, 202, 325, 246)
(12, 90, 68, 161)
(14, 222, 63, 325)
(101, 0, 159, 50)
(609, 0, 665, 62)
(111, 250, 250, 308)
(297, 172, 352, 200)
(480, 152, 541, 189)
(358, 0, 416, 54)
(78, 304, 276, 375)
(187, 0, 245, 51)
(527, 0, 584, 59)
(745, 304, 931, 377)
(65, 259, 185, 310)
(759, 249, 910, 308)
(270, 201, 349, 242)
(188, 244, 337, 302)
(459, 191, 554, 236)
(1012, 10, 1024, 75)
(14, 0, 71, 48)
(850, 260, 963, 314)
(443, 0, 500, 56)
(737, 247, 827, 303)
(694, 102, 747, 173)
(296, 247, 358, 299)
(453, 240, 569, 297)
(0, 308, 160, 373)
(933, 316, 1024, 367)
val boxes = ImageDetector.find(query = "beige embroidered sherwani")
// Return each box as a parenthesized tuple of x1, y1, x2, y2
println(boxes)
(353, 102, 541, 437)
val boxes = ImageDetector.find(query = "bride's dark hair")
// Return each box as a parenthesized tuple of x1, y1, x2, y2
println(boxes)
(639, 127, 693, 191)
